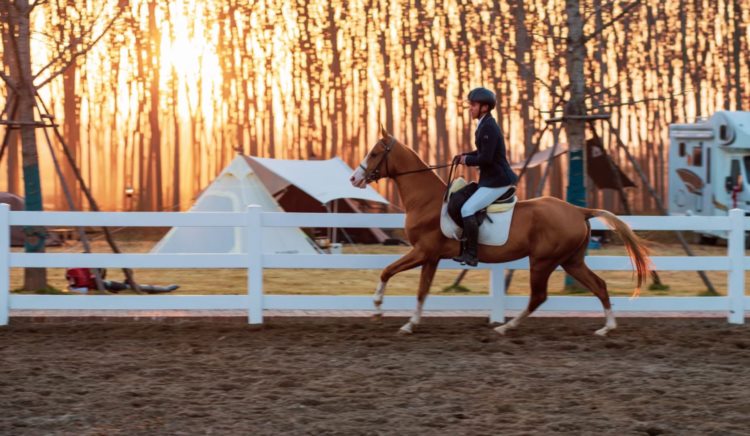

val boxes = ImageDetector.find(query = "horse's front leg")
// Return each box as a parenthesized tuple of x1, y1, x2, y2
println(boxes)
(399, 259, 438, 335)
(373, 248, 425, 320)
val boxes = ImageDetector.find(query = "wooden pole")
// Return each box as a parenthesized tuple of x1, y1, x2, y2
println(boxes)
(36, 106, 105, 291)
(34, 93, 143, 293)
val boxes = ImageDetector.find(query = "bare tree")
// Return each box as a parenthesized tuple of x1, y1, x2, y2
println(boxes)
(0, 0, 123, 290)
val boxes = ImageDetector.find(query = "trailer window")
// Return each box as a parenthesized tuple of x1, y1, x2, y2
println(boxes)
(744, 157, 750, 185)
(679, 142, 686, 157)
(731, 160, 741, 187)
(692, 146, 702, 166)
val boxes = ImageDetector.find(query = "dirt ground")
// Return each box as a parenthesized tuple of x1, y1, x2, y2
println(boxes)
(1, 317, 749, 435)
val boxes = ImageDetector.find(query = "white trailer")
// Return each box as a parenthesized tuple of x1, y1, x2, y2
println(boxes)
(669, 111, 750, 242)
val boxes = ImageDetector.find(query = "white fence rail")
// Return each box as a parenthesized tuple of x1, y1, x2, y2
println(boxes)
(1, 204, 748, 326)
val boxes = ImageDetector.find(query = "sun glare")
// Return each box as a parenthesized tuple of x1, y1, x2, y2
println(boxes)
(159, 2, 222, 121)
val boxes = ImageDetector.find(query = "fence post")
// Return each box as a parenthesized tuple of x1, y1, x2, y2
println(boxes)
(0, 204, 9, 326)
(728, 208, 745, 324)
(247, 205, 264, 324)
(489, 265, 505, 324)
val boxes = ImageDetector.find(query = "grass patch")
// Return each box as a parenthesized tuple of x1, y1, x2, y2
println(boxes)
(14, 285, 66, 294)
(9, 236, 744, 297)
(441, 284, 472, 293)
(648, 282, 671, 292)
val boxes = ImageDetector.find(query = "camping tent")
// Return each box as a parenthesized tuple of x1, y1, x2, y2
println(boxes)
(151, 157, 319, 254)
(245, 156, 391, 243)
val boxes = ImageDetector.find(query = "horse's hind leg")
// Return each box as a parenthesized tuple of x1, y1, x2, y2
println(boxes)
(562, 257, 616, 336)
(495, 261, 556, 335)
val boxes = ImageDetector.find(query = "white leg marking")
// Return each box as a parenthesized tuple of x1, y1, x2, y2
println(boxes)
(594, 308, 617, 336)
(372, 281, 386, 317)
(494, 309, 529, 335)
(399, 301, 423, 334)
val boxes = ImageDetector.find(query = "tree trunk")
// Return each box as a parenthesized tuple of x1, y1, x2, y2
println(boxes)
(147, 1, 162, 210)
(563, 0, 587, 289)
(564, 0, 587, 207)
(12, 0, 48, 290)
(1, 4, 20, 195)
(377, 3, 393, 135)
(409, 0, 421, 155)
(512, 0, 537, 198)
(679, 0, 688, 121)
(732, 0, 742, 110)
(62, 43, 81, 210)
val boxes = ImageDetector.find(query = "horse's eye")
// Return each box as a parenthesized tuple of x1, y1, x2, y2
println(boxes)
(370, 153, 378, 158)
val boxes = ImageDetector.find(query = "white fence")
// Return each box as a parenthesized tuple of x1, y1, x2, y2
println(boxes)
(1, 204, 748, 326)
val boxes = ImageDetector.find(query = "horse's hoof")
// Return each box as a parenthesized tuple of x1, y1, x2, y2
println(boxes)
(398, 326, 413, 335)
(371, 313, 383, 322)
(594, 328, 610, 337)
(494, 325, 509, 335)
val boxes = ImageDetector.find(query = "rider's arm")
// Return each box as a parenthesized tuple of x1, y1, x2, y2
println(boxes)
(464, 124, 500, 167)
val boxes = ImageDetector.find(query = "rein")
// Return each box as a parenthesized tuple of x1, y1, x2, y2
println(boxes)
(391, 163, 453, 177)
(360, 136, 454, 183)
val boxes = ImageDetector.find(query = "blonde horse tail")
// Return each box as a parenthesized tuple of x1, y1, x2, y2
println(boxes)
(584, 208, 652, 297)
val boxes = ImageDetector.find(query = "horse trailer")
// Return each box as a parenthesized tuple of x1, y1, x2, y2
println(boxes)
(668, 111, 750, 243)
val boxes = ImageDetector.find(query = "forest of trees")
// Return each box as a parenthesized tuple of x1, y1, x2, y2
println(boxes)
(1, 0, 748, 213)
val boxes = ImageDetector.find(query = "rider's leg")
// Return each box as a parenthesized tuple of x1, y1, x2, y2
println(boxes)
(453, 215, 479, 266)
(453, 186, 509, 266)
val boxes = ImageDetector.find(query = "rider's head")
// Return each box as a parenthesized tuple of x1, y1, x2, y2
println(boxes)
(467, 87, 496, 120)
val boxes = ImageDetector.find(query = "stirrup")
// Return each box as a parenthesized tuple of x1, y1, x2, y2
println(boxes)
(453, 252, 477, 267)
(452, 240, 466, 264)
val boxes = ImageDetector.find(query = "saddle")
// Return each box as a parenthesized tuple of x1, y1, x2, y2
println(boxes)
(446, 178, 517, 228)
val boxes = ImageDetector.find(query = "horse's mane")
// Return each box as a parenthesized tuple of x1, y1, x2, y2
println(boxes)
(392, 138, 448, 188)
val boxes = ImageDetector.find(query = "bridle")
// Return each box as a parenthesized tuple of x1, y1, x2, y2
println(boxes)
(359, 136, 453, 183)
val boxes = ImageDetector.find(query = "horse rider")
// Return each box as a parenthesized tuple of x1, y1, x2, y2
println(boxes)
(453, 87, 518, 266)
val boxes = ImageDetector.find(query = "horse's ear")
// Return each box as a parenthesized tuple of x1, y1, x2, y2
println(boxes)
(379, 123, 390, 139)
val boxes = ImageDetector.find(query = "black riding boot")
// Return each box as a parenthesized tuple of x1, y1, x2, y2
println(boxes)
(452, 215, 479, 267)
(453, 240, 465, 262)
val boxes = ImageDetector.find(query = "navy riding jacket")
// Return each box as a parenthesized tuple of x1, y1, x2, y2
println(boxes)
(463, 114, 518, 188)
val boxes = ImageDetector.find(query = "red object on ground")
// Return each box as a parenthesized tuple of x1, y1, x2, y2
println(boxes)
(65, 268, 96, 289)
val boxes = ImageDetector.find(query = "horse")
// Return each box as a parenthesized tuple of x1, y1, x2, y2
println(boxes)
(350, 125, 652, 336)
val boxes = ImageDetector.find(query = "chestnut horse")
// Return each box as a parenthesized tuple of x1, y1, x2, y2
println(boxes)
(350, 126, 651, 336)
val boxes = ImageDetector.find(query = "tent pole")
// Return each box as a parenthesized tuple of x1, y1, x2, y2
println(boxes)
(332, 199, 339, 243)
(324, 201, 332, 244)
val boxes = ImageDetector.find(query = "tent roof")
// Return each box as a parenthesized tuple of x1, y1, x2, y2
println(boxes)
(510, 146, 568, 170)
(245, 156, 389, 205)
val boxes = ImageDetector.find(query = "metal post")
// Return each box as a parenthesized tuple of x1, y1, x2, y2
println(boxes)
(489, 265, 505, 323)
(247, 205, 264, 324)
(727, 209, 745, 324)
(0, 204, 10, 325)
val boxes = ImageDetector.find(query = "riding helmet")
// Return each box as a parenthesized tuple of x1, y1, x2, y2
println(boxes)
(467, 87, 496, 110)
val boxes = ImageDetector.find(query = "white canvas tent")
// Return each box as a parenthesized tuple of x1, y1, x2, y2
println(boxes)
(245, 156, 391, 243)
(151, 156, 319, 254)
(245, 156, 389, 205)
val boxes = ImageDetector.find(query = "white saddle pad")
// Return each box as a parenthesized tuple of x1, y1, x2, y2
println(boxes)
(440, 180, 517, 246)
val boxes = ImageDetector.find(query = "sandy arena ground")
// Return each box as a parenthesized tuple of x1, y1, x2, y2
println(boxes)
(1, 316, 749, 435)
